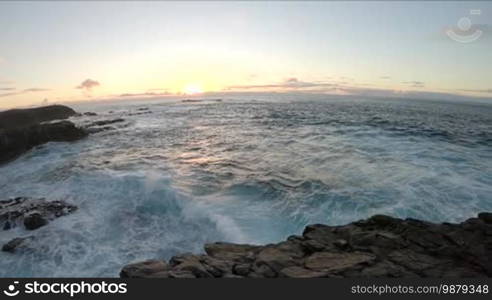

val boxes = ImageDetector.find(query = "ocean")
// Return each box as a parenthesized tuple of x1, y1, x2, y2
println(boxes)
(1, 95, 491, 276)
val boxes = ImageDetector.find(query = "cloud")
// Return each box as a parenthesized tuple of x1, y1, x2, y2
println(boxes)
(225, 77, 337, 91)
(119, 91, 171, 98)
(457, 88, 492, 94)
(0, 87, 50, 98)
(23, 88, 50, 92)
(403, 81, 425, 88)
(76, 79, 100, 91)
(380, 76, 391, 80)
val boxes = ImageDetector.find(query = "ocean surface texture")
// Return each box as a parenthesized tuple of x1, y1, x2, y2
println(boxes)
(1, 96, 491, 276)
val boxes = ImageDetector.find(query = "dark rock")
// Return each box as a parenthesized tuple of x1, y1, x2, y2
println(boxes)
(23, 212, 48, 230)
(83, 112, 97, 116)
(0, 197, 77, 231)
(85, 118, 125, 128)
(0, 120, 87, 164)
(478, 212, 492, 224)
(0, 105, 76, 131)
(120, 212, 492, 278)
(2, 236, 35, 253)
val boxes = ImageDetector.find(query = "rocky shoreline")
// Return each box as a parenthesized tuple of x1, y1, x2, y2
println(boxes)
(121, 213, 492, 278)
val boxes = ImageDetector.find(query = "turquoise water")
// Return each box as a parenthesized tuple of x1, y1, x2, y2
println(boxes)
(1, 96, 491, 276)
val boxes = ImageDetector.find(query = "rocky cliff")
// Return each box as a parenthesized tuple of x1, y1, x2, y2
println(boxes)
(0, 105, 87, 164)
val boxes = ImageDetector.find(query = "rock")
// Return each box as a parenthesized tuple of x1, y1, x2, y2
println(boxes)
(120, 212, 492, 278)
(23, 212, 48, 230)
(83, 112, 97, 116)
(478, 212, 492, 224)
(0, 105, 77, 131)
(304, 252, 375, 273)
(204, 242, 259, 262)
(120, 260, 169, 278)
(85, 118, 125, 128)
(2, 236, 35, 253)
(0, 197, 77, 231)
(254, 247, 297, 273)
(279, 266, 326, 278)
(0, 120, 87, 164)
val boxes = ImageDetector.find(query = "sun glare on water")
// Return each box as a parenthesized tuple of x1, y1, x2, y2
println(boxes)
(183, 84, 204, 95)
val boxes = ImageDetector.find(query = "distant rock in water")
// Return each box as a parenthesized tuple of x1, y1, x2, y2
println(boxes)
(121, 213, 492, 278)
(85, 118, 125, 128)
(0, 120, 87, 164)
(0, 197, 77, 231)
(0, 105, 76, 130)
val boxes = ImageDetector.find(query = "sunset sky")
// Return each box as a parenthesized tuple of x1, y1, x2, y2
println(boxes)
(0, 1, 491, 108)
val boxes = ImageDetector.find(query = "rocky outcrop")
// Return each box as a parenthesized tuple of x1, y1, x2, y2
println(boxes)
(0, 105, 77, 130)
(121, 213, 492, 278)
(82, 118, 126, 134)
(0, 197, 77, 231)
(0, 120, 88, 164)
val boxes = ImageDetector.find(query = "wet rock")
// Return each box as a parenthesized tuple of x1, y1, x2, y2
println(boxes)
(2, 236, 35, 253)
(121, 212, 492, 278)
(83, 112, 97, 116)
(23, 212, 48, 230)
(0, 197, 77, 231)
(0, 120, 87, 164)
(85, 118, 125, 128)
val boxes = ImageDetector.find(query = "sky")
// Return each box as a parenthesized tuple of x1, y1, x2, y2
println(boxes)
(0, 1, 491, 108)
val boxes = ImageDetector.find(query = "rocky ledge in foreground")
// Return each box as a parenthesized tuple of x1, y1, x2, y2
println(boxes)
(0, 105, 87, 164)
(121, 213, 492, 278)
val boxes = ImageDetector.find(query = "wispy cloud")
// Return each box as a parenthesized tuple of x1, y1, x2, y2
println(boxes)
(76, 79, 100, 91)
(23, 88, 50, 92)
(119, 91, 171, 98)
(457, 88, 492, 94)
(0, 87, 51, 98)
(225, 77, 337, 91)
(403, 81, 425, 88)
(380, 76, 391, 80)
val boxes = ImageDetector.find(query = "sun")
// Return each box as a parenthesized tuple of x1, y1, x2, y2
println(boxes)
(183, 84, 204, 95)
